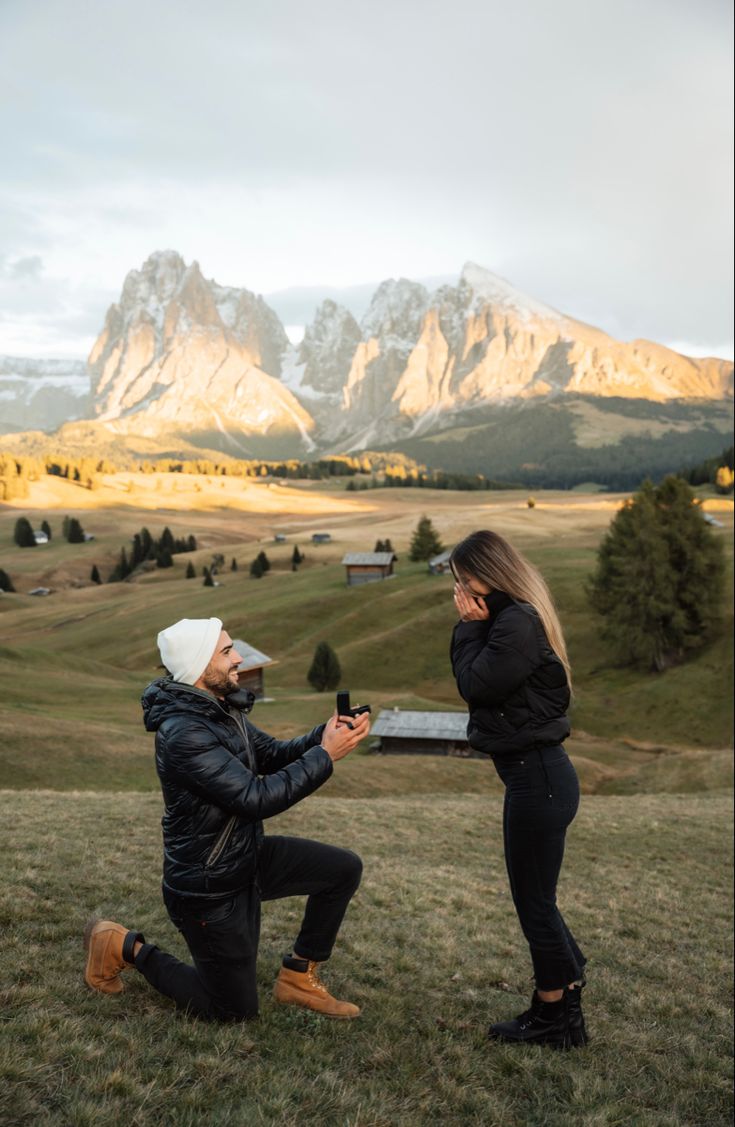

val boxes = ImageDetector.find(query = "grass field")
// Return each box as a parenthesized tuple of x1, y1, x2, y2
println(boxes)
(1, 475, 733, 1125)
(2, 788, 733, 1126)
(0, 476, 732, 792)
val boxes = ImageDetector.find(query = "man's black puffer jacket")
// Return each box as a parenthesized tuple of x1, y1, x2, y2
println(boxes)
(451, 590, 570, 757)
(142, 678, 332, 898)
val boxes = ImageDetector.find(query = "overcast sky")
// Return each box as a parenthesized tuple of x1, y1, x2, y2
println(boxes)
(0, 0, 732, 359)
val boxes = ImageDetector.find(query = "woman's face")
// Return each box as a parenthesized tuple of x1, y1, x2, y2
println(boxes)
(452, 567, 491, 598)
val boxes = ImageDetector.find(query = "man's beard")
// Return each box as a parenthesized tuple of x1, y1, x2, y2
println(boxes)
(201, 666, 238, 698)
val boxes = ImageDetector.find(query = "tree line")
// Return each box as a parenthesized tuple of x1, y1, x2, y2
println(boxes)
(107, 526, 198, 582)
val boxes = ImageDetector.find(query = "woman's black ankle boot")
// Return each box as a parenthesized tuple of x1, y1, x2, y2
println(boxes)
(488, 984, 588, 1049)
(565, 981, 589, 1047)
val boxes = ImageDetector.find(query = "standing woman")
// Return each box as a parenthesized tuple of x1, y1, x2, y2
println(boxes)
(450, 529, 588, 1049)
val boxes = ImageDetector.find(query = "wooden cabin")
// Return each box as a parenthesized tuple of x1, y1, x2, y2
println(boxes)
(428, 548, 453, 575)
(231, 639, 277, 700)
(342, 551, 397, 586)
(311, 533, 332, 544)
(371, 708, 477, 757)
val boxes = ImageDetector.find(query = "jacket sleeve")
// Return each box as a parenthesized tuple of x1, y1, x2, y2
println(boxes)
(247, 721, 328, 775)
(451, 608, 540, 707)
(158, 720, 333, 820)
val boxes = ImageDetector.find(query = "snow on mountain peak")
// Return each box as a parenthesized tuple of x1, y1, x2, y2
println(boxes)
(459, 262, 563, 323)
(360, 277, 429, 341)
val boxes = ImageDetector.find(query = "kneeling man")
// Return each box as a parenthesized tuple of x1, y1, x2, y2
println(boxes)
(84, 617, 369, 1021)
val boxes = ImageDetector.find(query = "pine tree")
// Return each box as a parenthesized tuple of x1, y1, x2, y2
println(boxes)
(131, 534, 144, 567)
(230, 557, 238, 572)
(307, 641, 342, 691)
(408, 516, 444, 561)
(41, 519, 52, 540)
(257, 550, 271, 573)
(13, 517, 36, 547)
(0, 567, 15, 592)
(66, 518, 85, 543)
(203, 568, 215, 587)
(140, 527, 154, 559)
(291, 545, 303, 569)
(90, 564, 101, 584)
(108, 548, 131, 582)
(186, 561, 196, 579)
(587, 477, 725, 672)
(374, 539, 385, 552)
(250, 556, 265, 578)
(156, 547, 173, 568)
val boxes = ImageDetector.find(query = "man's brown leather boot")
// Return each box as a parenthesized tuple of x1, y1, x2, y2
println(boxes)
(83, 918, 142, 994)
(273, 954, 360, 1019)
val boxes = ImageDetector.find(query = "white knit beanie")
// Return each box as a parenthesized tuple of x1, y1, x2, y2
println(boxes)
(157, 617, 223, 685)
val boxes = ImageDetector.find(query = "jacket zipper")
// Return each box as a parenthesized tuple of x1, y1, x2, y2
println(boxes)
(205, 815, 237, 868)
(204, 708, 255, 869)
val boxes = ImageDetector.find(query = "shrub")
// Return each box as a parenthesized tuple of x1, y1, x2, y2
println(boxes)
(307, 641, 341, 692)
(0, 567, 15, 592)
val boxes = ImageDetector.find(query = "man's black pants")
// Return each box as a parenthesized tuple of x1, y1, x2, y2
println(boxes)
(132, 836, 362, 1021)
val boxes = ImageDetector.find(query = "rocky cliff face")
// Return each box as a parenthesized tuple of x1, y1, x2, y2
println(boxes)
(297, 300, 362, 396)
(0, 356, 89, 433)
(88, 250, 313, 454)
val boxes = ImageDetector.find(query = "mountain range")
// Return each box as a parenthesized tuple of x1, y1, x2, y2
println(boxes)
(1, 250, 732, 485)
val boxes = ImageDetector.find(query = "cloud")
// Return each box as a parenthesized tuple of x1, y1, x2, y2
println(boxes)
(0, 0, 732, 356)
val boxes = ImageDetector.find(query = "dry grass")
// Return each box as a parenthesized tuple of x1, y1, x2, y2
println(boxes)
(1, 788, 732, 1126)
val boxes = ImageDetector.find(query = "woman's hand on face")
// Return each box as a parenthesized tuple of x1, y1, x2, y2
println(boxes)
(453, 583, 490, 622)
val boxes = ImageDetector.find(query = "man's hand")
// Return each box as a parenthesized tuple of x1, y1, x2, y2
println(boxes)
(453, 583, 490, 622)
(321, 710, 371, 762)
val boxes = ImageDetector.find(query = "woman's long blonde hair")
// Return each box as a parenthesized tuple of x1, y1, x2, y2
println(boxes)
(450, 529, 572, 691)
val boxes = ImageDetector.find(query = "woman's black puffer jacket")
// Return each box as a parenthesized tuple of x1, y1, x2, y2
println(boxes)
(141, 678, 332, 898)
(450, 590, 570, 757)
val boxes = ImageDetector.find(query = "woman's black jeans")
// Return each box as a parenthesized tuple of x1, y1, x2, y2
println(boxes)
(132, 835, 362, 1021)
(492, 745, 586, 991)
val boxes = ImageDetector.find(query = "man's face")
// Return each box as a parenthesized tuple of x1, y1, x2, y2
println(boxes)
(197, 631, 243, 698)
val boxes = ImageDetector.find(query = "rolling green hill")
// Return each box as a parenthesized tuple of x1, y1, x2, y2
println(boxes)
(0, 482, 731, 793)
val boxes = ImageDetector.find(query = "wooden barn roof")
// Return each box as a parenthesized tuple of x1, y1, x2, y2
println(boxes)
(231, 639, 276, 672)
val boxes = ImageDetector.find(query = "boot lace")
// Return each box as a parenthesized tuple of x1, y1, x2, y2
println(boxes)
(306, 962, 327, 993)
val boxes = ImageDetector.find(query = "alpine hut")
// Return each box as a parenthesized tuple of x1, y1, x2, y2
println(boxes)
(342, 551, 397, 586)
